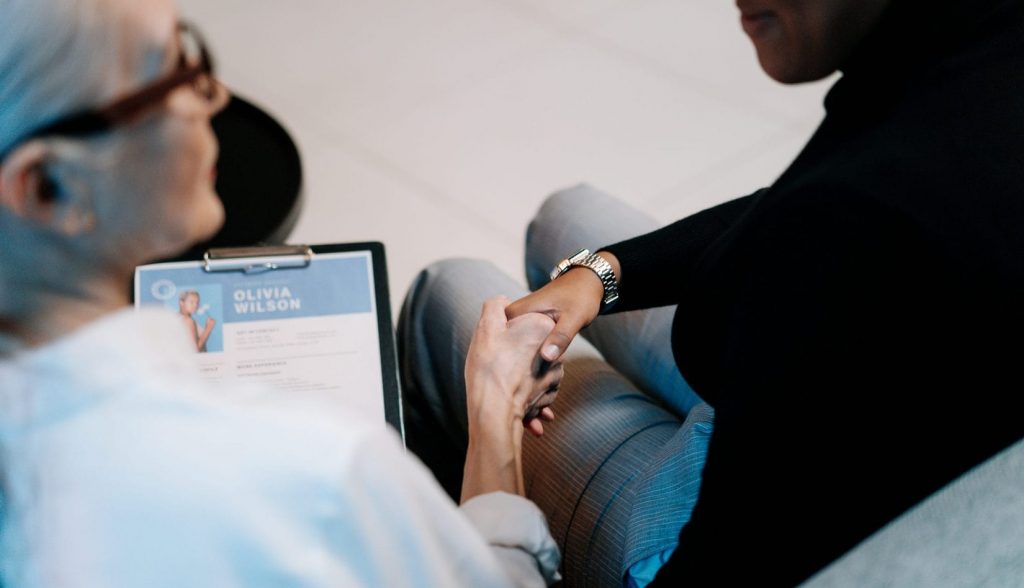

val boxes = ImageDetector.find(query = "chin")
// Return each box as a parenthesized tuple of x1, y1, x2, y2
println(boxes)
(155, 192, 225, 258)
(193, 193, 226, 243)
(759, 54, 835, 84)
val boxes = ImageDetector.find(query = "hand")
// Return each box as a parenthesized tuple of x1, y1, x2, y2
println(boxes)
(461, 296, 563, 501)
(465, 296, 563, 438)
(204, 317, 216, 329)
(505, 251, 620, 363)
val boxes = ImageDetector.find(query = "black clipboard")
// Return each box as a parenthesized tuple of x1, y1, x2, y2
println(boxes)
(133, 242, 403, 440)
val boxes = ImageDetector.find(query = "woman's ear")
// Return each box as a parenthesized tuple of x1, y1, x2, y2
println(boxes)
(0, 141, 50, 219)
(0, 141, 95, 236)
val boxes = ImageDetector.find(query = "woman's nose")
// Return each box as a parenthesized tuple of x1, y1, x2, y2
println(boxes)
(209, 79, 230, 115)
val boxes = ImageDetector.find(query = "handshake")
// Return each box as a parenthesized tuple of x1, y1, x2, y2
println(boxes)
(459, 296, 567, 503)
(459, 258, 612, 503)
(464, 296, 563, 441)
(465, 254, 613, 435)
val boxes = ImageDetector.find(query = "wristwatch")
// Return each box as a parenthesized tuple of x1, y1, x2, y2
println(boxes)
(549, 248, 619, 313)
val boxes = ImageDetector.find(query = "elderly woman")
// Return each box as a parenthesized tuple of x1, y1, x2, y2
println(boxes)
(0, 0, 561, 586)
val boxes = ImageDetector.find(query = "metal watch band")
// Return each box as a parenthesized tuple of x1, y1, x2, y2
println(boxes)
(549, 248, 620, 312)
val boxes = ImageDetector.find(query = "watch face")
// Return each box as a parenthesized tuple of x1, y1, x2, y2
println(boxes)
(549, 259, 571, 281)
(551, 249, 591, 281)
(569, 249, 591, 264)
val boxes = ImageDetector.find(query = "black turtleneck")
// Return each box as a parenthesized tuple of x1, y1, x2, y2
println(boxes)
(603, 0, 1024, 585)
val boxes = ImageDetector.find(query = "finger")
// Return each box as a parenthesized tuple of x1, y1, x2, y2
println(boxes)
(539, 407, 555, 422)
(533, 354, 555, 378)
(507, 312, 557, 343)
(533, 363, 563, 393)
(533, 357, 563, 381)
(527, 366, 562, 409)
(477, 296, 510, 331)
(525, 418, 545, 437)
(523, 390, 544, 421)
(532, 389, 558, 413)
(506, 290, 553, 321)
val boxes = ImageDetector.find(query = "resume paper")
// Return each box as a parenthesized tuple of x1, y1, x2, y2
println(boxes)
(134, 251, 386, 422)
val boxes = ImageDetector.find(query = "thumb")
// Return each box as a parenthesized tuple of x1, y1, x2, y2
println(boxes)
(540, 315, 586, 362)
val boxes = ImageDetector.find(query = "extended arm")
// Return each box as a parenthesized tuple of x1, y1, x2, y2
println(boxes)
(602, 190, 761, 312)
(459, 296, 564, 585)
(461, 297, 562, 502)
(507, 190, 761, 361)
(195, 317, 215, 351)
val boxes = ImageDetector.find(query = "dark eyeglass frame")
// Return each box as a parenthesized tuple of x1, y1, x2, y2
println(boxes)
(0, 22, 216, 161)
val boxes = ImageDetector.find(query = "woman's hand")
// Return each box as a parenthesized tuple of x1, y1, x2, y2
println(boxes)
(465, 297, 563, 435)
(462, 296, 563, 501)
(505, 251, 620, 363)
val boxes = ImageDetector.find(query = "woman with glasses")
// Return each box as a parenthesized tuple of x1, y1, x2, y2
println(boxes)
(0, 1, 560, 586)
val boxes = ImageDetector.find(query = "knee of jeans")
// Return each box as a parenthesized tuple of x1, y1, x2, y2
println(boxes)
(546, 183, 601, 211)
(408, 258, 496, 306)
(529, 184, 600, 242)
(400, 259, 481, 352)
(525, 183, 603, 289)
(423, 257, 496, 282)
(404, 257, 521, 321)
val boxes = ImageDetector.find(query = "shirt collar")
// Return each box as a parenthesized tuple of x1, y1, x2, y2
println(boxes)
(0, 307, 197, 431)
(825, 0, 1023, 117)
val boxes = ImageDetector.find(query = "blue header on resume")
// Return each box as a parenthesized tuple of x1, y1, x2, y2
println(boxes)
(136, 254, 374, 323)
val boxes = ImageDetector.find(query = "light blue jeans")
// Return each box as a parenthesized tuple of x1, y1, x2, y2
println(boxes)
(523, 184, 703, 417)
(399, 184, 713, 587)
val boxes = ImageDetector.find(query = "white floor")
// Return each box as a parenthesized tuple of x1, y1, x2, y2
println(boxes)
(176, 0, 834, 314)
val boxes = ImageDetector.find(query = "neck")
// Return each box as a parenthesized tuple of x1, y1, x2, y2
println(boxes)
(0, 268, 131, 352)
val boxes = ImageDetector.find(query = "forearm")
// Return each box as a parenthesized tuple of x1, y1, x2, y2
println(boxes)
(461, 421, 524, 503)
(196, 331, 212, 350)
(460, 301, 556, 503)
(197, 327, 213, 349)
(602, 191, 761, 312)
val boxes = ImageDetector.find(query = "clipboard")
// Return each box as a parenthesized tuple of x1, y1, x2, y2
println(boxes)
(133, 243, 403, 439)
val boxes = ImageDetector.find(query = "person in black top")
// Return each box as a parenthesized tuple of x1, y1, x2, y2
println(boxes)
(506, 0, 1024, 584)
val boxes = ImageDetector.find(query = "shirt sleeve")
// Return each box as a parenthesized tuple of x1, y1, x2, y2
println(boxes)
(460, 493, 562, 587)
(601, 190, 761, 312)
(649, 189, 950, 586)
(337, 426, 561, 587)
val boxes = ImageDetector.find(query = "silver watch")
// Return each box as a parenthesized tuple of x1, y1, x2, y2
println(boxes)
(549, 248, 619, 313)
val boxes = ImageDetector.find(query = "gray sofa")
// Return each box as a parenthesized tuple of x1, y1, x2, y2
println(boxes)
(803, 437, 1024, 587)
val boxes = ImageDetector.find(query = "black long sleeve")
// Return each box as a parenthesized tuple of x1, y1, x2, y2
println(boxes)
(656, 181, 1021, 585)
(601, 191, 761, 312)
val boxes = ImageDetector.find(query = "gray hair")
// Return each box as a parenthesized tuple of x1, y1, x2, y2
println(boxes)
(0, 0, 167, 317)
(0, 0, 165, 156)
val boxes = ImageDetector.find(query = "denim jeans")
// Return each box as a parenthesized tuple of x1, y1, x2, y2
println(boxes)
(399, 185, 713, 587)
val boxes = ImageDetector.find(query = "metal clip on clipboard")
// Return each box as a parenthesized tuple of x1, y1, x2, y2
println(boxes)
(203, 245, 314, 274)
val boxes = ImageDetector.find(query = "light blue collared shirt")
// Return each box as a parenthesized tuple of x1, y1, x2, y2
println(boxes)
(0, 308, 559, 587)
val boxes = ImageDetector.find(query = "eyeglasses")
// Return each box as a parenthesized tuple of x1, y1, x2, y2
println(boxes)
(0, 22, 218, 160)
